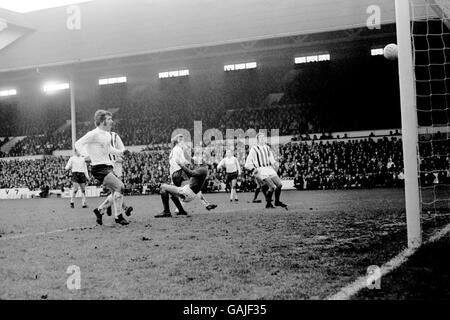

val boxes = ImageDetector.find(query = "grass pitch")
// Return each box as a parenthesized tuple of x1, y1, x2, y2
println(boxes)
(0, 188, 448, 299)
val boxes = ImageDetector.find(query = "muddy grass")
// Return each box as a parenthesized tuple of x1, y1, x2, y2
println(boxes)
(0, 188, 448, 299)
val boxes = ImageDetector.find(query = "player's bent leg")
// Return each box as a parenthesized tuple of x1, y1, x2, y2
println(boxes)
(103, 173, 129, 225)
(155, 191, 172, 218)
(155, 184, 179, 218)
(70, 183, 79, 208)
(112, 190, 129, 225)
(198, 191, 217, 211)
(171, 196, 189, 216)
(263, 178, 276, 208)
(253, 178, 263, 203)
(79, 183, 87, 208)
(103, 173, 124, 193)
(115, 172, 132, 216)
(99, 194, 113, 215)
(270, 175, 287, 208)
(232, 179, 238, 201)
(160, 183, 182, 196)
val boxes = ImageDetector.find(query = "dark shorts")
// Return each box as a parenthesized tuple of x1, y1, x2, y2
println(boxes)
(226, 171, 238, 186)
(91, 165, 114, 184)
(72, 172, 87, 184)
(172, 169, 189, 187)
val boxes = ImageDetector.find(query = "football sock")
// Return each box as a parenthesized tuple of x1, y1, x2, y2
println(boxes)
(198, 192, 209, 207)
(161, 193, 170, 213)
(171, 196, 185, 213)
(81, 192, 86, 206)
(275, 186, 282, 203)
(254, 187, 260, 200)
(266, 190, 274, 204)
(113, 192, 124, 219)
(261, 185, 269, 197)
(98, 194, 112, 211)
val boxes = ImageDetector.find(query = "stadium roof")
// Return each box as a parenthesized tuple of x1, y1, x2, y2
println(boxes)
(0, 0, 94, 13)
(0, 0, 397, 72)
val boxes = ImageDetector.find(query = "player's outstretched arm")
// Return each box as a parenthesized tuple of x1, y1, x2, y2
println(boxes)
(217, 158, 225, 171)
(109, 145, 129, 157)
(268, 147, 278, 167)
(65, 157, 72, 171)
(244, 147, 256, 171)
(115, 134, 126, 152)
(83, 164, 90, 181)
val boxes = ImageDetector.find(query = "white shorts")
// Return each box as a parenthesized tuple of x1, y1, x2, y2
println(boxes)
(255, 166, 278, 180)
(113, 162, 123, 178)
(178, 184, 197, 203)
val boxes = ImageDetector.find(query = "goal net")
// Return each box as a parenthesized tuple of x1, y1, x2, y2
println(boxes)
(410, 0, 450, 240)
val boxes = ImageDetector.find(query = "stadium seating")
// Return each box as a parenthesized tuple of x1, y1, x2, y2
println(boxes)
(0, 54, 403, 157)
(2, 134, 449, 193)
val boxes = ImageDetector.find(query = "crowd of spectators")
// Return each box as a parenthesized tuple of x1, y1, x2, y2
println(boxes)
(0, 102, 323, 157)
(279, 137, 406, 190)
(0, 157, 71, 191)
(2, 135, 449, 194)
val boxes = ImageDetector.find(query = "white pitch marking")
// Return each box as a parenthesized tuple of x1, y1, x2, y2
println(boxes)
(327, 220, 450, 300)
(0, 225, 95, 241)
(0, 201, 308, 240)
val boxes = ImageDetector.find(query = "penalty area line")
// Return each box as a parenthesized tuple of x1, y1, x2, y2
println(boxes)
(326, 220, 450, 300)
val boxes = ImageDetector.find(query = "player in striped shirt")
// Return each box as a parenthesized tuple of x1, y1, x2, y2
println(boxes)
(65, 149, 90, 208)
(217, 149, 241, 202)
(98, 130, 133, 218)
(244, 133, 287, 209)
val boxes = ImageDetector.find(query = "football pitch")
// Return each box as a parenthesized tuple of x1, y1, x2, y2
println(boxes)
(0, 188, 449, 300)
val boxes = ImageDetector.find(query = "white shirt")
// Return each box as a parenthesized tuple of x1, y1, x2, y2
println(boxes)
(75, 127, 123, 166)
(217, 156, 241, 174)
(169, 145, 189, 176)
(65, 156, 89, 177)
(387, 161, 395, 169)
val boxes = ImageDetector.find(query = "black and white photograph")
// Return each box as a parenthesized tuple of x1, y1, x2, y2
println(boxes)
(0, 0, 449, 306)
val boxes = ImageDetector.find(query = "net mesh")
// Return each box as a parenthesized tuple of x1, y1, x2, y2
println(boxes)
(411, 0, 450, 237)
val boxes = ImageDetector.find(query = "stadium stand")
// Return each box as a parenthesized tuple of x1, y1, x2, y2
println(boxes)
(0, 135, 423, 193)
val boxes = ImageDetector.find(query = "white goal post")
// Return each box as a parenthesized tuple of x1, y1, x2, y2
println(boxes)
(395, 0, 422, 248)
(395, 0, 450, 248)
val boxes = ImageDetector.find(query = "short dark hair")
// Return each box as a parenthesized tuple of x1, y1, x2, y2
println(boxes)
(94, 109, 112, 127)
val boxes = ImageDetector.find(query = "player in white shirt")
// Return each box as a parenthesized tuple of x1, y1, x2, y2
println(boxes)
(75, 110, 131, 225)
(98, 130, 133, 218)
(217, 149, 241, 202)
(155, 133, 217, 217)
(65, 149, 90, 208)
(245, 133, 287, 209)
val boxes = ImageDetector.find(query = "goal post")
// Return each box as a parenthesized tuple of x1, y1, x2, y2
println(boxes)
(395, 0, 422, 248)
(396, 0, 450, 248)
